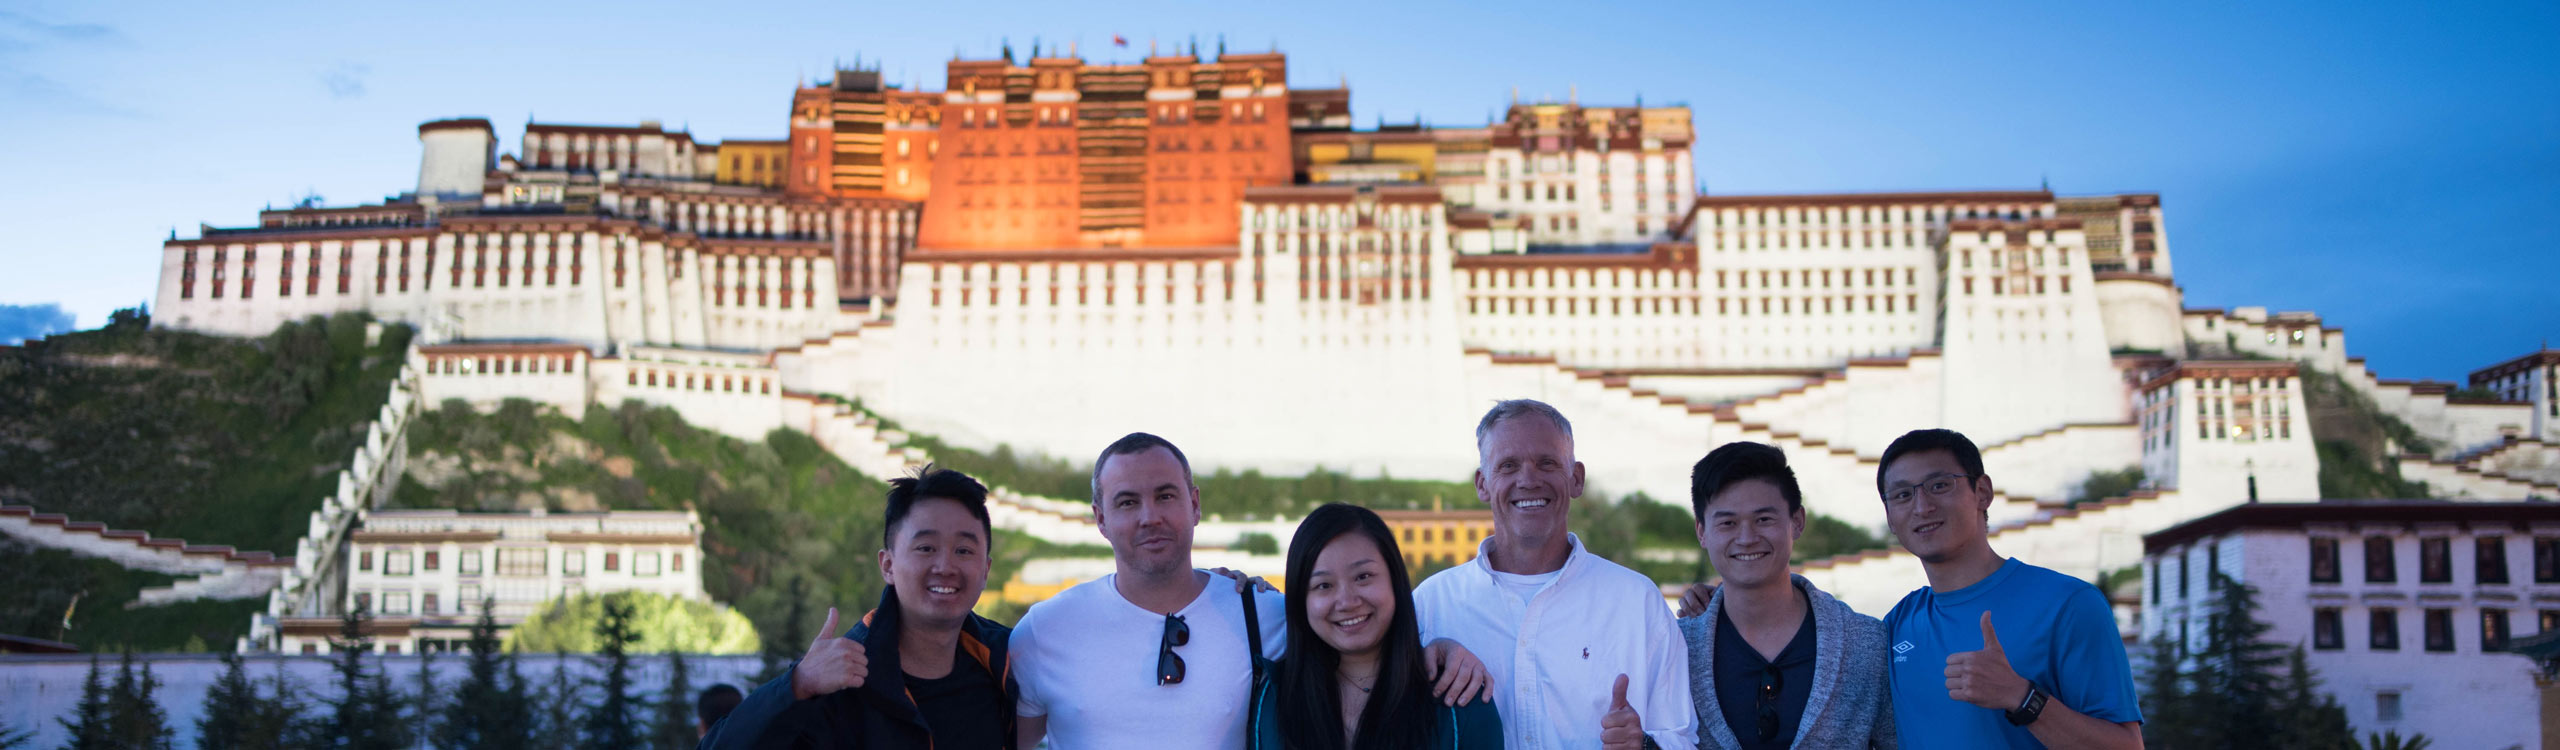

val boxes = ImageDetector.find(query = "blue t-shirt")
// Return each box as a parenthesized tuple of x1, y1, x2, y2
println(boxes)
(1884, 558, 2142, 748)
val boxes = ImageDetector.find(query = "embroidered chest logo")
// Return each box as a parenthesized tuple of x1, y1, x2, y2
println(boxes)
(1893, 640, 1914, 663)
(1581, 647, 1590, 659)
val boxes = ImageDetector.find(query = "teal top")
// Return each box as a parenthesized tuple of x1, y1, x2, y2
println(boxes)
(1246, 666, 1506, 750)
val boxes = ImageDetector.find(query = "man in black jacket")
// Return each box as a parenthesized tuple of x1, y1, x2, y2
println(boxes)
(704, 466, 1016, 750)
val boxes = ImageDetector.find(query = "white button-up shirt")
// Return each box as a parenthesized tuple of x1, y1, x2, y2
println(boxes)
(1415, 533, 1696, 750)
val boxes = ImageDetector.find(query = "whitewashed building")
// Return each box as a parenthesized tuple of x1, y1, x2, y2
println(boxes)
(2141, 502, 2559, 749)
(267, 508, 706, 655)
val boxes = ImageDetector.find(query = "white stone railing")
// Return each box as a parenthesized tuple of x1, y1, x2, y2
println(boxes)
(249, 338, 429, 651)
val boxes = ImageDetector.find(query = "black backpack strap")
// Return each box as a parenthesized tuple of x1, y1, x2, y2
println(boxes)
(1242, 584, 1266, 742)
(1241, 584, 1264, 682)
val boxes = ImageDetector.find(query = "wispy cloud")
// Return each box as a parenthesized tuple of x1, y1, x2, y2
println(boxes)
(2, 73, 147, 119)
(320, 61, 369, 100)
(0, 302, 77, 344)
(0, 10, 121, 44)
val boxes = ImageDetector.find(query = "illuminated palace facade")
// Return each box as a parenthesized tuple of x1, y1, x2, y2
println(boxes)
(150, 45, 2556, 623)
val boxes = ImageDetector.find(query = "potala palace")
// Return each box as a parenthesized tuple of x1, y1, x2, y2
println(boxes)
(14, 46, 2544, 670)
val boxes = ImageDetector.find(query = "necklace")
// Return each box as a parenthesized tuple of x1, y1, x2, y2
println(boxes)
(1339, 670, 1376, 694)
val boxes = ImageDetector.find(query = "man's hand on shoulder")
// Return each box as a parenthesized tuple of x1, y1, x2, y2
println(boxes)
(1675, 583, 1716, 619)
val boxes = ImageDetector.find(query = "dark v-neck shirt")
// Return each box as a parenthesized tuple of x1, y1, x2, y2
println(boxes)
(1713, 604, 1817, 750)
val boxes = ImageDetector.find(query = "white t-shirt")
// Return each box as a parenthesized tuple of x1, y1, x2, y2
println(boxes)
(1414, 534, 1696, 750)
(1013, 571, 1287, 750)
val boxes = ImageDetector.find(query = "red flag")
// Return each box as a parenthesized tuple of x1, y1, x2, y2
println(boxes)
(1112, 34, 1129, 48)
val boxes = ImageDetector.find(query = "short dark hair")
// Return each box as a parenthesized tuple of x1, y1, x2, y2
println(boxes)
(1875, 428, 1987, 499)
(883, 464, 993, 547)
(1090, 432, 1193, 507)
(1690, 442, 1803, 521)
(696, 683, 743, 727)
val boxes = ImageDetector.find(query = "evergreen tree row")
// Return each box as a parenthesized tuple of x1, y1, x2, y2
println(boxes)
(51, 597, 716, 750)
(2138, 570, 2432, 750)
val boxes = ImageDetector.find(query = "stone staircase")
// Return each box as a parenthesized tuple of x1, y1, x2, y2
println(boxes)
(0, 506, 292, 606)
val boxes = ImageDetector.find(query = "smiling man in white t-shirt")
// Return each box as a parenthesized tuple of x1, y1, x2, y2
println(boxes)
(1010, 432, 1287, 750)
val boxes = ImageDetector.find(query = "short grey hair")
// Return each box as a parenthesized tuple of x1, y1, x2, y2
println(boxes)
(1475, 399, 1574, 452)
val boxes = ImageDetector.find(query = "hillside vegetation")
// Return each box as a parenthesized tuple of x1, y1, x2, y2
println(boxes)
(0, 311, 412, 650)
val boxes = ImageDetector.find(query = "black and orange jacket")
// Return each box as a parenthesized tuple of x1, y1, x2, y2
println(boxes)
(701, 585, 1017, 750)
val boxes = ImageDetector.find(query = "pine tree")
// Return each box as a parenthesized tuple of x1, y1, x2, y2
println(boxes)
(56, 654, 112, 750)
(2137, 638, 2207, 749)
(437, 597, 535, 750)
(104, 652, 174, 749)
(581, 594, 644, 750)
(2197, 571, 2289, 742)
(261, 666, 319, 750)
(197, 652, 261, 750)
(325, 600, 412, 750)
(655, 650, 695, 749)
(365, 668, 415, 750)
(413, 643, 440, 745)
(0, 718, 31, 749)
(2276, 645, 2354, 749)
(2143, 571, 2371, 749)
(536, 653, 581, 748)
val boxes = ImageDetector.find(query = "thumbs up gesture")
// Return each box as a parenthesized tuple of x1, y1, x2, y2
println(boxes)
(1600, 673, 1644, 749)
(791, 607, 870, 701)
(1944, 611, 2029, 710)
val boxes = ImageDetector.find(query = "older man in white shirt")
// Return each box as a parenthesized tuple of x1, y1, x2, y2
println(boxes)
(1414, 399, 1696, 750)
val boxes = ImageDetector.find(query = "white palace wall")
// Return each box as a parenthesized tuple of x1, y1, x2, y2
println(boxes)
(156, 218, 846, 354)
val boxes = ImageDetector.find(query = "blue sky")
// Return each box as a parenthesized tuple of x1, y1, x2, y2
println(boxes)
(1, 0, 2550, 379)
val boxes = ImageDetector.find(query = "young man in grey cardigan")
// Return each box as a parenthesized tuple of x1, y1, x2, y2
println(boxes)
(1678, 442, 1896, 749)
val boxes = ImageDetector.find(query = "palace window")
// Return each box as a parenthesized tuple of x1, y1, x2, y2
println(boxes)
(2478, 537, 2509, 584)
(496, 548, 546, 578)
(2365, 537, 2396, 583)
(2422, 608, 2454, 652)
(2482, 609, 2511, 650)
(2312, 608, 2343, 650)
(2369, 608, 2399, 651)
(2419, 537, 2451, 583)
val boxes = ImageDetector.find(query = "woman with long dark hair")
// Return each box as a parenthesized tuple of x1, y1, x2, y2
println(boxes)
(1249, 503, 1503, 749)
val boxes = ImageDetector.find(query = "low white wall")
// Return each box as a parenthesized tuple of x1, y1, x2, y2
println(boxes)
(0, 653, 765, 750)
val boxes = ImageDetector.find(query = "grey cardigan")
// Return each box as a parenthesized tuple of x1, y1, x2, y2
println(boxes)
(1679, 574, 1896, 750)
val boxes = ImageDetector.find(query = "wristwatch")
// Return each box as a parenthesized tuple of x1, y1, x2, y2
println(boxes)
(2006, 685, 2049, 726)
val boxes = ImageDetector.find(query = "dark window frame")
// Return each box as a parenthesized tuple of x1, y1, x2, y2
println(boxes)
(2370, 608, 2400, 651)
(2419, 537, 2451, 584)
(2312, 607, 2344, 651)
(2310, 537, 2341, 583)
(2365, 537, 2397, 583)
(2422, 608, 2455, 652)
(2478, 536, 2509, 585)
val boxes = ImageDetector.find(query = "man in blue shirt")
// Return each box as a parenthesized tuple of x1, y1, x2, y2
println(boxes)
(1875, 429, 2143, 749)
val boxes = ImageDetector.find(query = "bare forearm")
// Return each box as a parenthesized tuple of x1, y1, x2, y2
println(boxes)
(2022, 700, 2141, 750)
(1016, 715, 1047, 749)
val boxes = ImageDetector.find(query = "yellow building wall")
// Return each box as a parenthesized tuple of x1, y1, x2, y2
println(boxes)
(1373, 143, 1438, 181)
(716, 142, 790, 189)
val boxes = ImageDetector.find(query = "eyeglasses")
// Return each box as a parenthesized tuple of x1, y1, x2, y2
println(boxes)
(1755, 665, 1784, 742)
(1884, 473, 1975, 505)
(1157, 614, 1189, 686)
